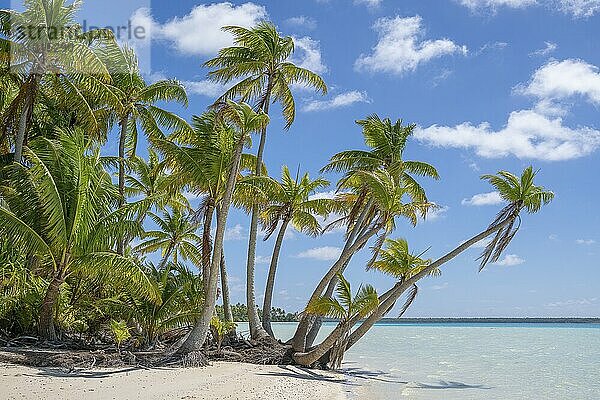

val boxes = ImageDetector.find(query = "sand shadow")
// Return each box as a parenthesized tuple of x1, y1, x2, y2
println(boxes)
(257, 365, 359, 386)
(26, 366, 142, 379)
(341, 367, 409, 384)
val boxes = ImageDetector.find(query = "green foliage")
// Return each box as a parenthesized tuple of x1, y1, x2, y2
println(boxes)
(210, 316, 236, 351)
(216, 304, 297, 322)
(110, 319, 131, 350)
(307, 274, 379, 322)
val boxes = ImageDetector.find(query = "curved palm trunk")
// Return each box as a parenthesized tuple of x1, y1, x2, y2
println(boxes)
(292, 224, 379, 351)
(202, 202, 215, 287)
(177, 136, 245, 354)
(157, 242, 175, 270)
(294, 217, 513, 366)
(262, 218, 290, 337)
(117, 115, 129, 255)
(38, 274, 64, 341)
(305, 259, 350, 347)
(245, 91, 272, 340)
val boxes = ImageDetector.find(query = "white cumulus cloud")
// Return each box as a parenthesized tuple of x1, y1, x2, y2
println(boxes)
(416, 58, 600, 161)
(355, 16, 467, 75)
(303, 91, 370, 112)
(462, 191, 505, 206)
(131, 3, 267, 56)
(292, 36, 328, 74)
(296, 246, 342, 261)
(518, 59, 600, 106)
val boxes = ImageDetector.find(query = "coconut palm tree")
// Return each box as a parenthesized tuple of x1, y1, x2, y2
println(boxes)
(134, 208, 203, 271)
(177, 101, 269, 354)
(301, 274, 378, 369)
(0, 129, 157, 340)
(0, 0, 116, 162)
(293, 117, 438, 352)
(204, 22, 327, 339)
(102, 45, 191, 215)
(294, 167, 554, 366)
(125, 149, 188, 215)
(240, 165, 337, 336)
(154, 111, 263, 323)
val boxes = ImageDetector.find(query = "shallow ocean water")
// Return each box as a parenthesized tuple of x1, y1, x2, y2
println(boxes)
(269, 322, 600, 399)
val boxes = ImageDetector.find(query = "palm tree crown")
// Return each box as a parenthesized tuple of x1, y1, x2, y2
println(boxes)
(204, 21, 327, 127)
(478, 166, 554, 270)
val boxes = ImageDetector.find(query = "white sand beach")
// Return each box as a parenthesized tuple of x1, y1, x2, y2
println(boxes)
(0, 361, 353, 400)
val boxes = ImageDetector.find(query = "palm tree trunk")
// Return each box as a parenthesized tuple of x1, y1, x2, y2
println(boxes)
(202, 201, 215, 288)
(262, 218, 290, 337)
(305, 258, 351, 347)
(14, 102, 29, 164)
(177, 135, 245, 354)
(117, 115, 129, 255)
(38, 274, 64, 341)
(216, 205, 233, 323)
(294, 200, 374, 349)
(292, 224, 380, 351)
(293, 319, 347, 367)
(245, 90, 272, 340)
(157, 242, 174, 270)
(14, 76, 37, 164)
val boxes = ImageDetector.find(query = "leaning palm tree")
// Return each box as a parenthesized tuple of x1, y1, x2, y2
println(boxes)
(240, 165, 337, 336)
(293, 117, 438, 352)
(177, 101, 269, 354)
(0, 129, 157, 340)
(293, 167, 554, 367)
(0, 0, 115, 162)
(205, 22, 327, 339)
(303, 274, 379, 369)
(134, 208, 203, 271)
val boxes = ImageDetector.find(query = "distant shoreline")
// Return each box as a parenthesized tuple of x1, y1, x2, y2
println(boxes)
(320, 317, 600, 324)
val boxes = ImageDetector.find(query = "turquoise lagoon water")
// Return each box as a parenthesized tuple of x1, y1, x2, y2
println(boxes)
(268, 322, 600, 399)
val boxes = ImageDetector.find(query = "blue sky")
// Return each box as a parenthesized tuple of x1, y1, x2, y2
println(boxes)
(13, 0, 600, 317)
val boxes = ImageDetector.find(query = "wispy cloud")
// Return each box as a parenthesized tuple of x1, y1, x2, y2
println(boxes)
(462, 191, 504, 206)
(303, 91, 370, 112)
(224, 224, 246, 241)
(296, 246, 342, 261)
(423, 204, 449, 222)
(493, 254, 525, 266)
(529, 41, 558, 57)
(284, 16, 317, 30)
(576, 239, 596, 245)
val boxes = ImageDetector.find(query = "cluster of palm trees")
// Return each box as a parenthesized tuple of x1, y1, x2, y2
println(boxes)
(0, 0, 554, 369)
